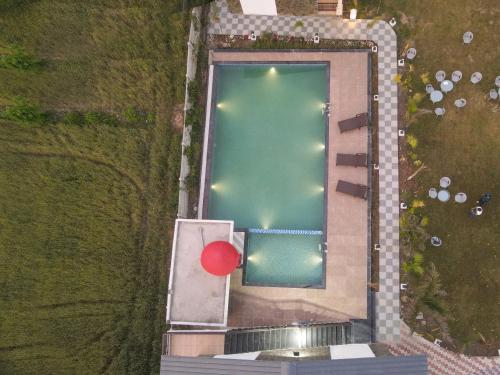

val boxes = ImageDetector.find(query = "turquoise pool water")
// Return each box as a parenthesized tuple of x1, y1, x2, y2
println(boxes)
(207, 63, 328, 287)
(244, 232, 324, 287)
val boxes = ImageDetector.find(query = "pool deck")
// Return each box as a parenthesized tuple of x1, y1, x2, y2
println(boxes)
(212, 51, 369, 327)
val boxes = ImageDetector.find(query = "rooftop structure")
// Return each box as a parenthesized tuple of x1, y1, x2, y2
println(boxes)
(160, 355, 428, 375)
(166, 219, 234, 326)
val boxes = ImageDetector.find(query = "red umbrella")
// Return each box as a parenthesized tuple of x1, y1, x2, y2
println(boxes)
(200, 241, 240, 276)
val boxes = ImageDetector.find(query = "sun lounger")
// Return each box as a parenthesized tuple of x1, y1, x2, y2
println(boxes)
(336, 180, 368, 200)
(336, 153, 368, 167)
(338, 113, 369, 133)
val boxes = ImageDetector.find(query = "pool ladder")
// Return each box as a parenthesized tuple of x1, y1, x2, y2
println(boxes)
(322, 102, 332, 116)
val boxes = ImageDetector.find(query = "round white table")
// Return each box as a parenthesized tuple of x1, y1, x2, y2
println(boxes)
(430, 90, 444, 103)
(438, 190, 450, 202)
(440, 80, 454, 93)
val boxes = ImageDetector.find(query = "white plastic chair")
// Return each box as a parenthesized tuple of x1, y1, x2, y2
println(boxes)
(434, 107, 445, 116)
(490, 89, 499, 100)
(429, 188, 438, 199)
(495, 76, 500, 88)
(463, 31, 473, 44)
(455, 193, 467, 203)
(440, 177, 451, 188)
(426, 84, 435, 94)
(406, 48, 417, 60)
(471, 72, 482, 84)
(435, 70, 446, 82)
(451, 71, 462, 83)
(454, 98, 467, 108)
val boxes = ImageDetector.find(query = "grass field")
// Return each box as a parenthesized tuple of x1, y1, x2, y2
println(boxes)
(0, 1, 190, 373)
(358, 0, 500, 354)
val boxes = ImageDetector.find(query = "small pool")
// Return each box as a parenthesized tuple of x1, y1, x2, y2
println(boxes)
(244, 231, 324, 287)
(205, 63, 328, 287)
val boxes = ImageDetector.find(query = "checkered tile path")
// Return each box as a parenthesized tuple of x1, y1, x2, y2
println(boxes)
(209, 1, 401, 342)
(388, 323, 500, 375)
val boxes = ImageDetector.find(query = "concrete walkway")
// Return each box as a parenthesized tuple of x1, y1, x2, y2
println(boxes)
(208, 0, 400, 342)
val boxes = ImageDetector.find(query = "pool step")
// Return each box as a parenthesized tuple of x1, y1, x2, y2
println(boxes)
(224, 323, 351, 354)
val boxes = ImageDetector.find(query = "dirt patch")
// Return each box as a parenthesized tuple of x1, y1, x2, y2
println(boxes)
(172, 103, 184, 132)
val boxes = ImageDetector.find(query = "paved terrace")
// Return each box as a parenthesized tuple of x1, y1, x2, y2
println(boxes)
(166, 220, 233, 326)
(211, 51, 368, 327)
(209, 0, 400, 342)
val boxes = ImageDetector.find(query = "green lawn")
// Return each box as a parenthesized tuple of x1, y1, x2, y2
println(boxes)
(0, 1, 189, 373)
(358, 0, 500, 354)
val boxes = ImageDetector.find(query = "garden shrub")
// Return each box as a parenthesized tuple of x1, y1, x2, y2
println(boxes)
(408, 93, 424, 113)
(411, 199, 425, 209)
(403, 252, 424, 277)
(420, 72, 430, 84)
(416, 263, 448, 314)
(407, 134, 418, 149)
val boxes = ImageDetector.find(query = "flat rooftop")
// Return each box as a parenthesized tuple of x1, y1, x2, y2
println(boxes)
(210, 50, 369, 326)
(166, 219, 233, 326)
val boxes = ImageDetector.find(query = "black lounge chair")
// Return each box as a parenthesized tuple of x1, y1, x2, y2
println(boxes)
(336, 153, 368, 167)
(338, 113, 369, 133)
(336, 180, 368, 200)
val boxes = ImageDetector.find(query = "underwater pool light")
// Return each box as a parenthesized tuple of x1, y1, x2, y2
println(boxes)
(310, 254, 323, 265)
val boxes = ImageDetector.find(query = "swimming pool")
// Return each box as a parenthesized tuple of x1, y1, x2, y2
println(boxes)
(205, 63, 328, 287)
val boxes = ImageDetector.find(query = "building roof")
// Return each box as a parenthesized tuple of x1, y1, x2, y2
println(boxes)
(161, 355, 428, 375)
(166, 219, 234, 326)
